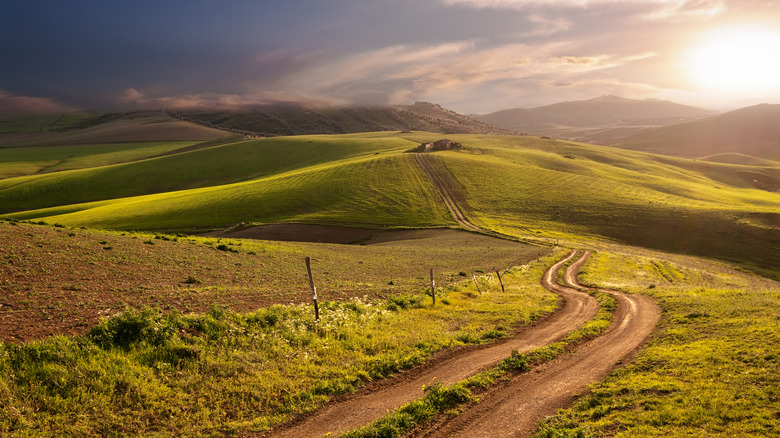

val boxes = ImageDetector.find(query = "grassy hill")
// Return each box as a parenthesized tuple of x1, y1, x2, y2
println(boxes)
(5, 131, 779, 277)
(0, 112, 228, 148)
(614, 104, 780, 161)
(0, 134, 417, 214)
(471, 96, 715, 143)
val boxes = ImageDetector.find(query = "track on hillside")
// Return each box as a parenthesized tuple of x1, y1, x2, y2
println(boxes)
(414, 153, 482, 232)
(416, 251, 661, 438)
(266, 251, 598, 437)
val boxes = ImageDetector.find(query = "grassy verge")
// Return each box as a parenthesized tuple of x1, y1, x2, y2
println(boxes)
(340, 285, 617, 437)
(0, 253, 561, 437)
(534, 249, 780, 437)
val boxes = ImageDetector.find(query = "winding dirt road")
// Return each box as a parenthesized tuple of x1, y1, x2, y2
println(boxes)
(416, 251, 660, 438)
(267, 251, 598, 437)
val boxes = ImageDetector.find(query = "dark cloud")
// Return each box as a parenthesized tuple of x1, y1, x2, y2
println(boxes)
(1, 0, 778, 113)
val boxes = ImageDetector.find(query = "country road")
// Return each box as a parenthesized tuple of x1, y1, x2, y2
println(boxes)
(266, 251, 599, 437)
(416, 251, 661, 438)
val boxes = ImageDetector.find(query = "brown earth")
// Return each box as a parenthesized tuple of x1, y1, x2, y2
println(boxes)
(0, 221, 545, 342)
(263, 250, 598, 437)
(417, 251, 660, 437)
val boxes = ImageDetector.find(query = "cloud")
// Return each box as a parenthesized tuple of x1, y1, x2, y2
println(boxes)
(439, 0, 726, 20)
(112, 87, 335, 110)
(522, 13, 572, 36)
(250, 37, 661, 112)
(0, 90, 79, 114)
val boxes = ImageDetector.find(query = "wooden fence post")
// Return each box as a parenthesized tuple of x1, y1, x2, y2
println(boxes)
(430, 268, 436, 305)
(305, 256, 320, 321)
(494, 268, 505, 293)
(473, 274, 482, 295)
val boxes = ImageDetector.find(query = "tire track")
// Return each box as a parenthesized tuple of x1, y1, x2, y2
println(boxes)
(266, 251, 597, 438)
(414, 153, 481, 232)
(417, 251, 660, 438)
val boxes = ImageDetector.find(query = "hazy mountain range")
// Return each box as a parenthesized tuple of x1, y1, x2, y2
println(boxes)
(470, 95, 718, 144)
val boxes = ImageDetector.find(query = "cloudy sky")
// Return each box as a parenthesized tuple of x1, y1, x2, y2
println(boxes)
(2, 0, 779, 114)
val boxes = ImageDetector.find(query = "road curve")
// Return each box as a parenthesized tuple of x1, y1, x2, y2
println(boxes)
(265, 252, 597, 438)
(414, 153, 482, 232)
(417, 251, 660, 438)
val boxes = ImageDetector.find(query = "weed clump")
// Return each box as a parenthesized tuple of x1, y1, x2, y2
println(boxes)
(88, 308, 178, 349)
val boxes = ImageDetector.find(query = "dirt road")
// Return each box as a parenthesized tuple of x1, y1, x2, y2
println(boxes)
(417, 251, 660, 438)
(266, 251, 598, 437)
(414, 153, 482, 232)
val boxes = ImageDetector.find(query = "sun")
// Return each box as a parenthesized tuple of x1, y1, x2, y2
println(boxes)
(686, 25, 780, 94)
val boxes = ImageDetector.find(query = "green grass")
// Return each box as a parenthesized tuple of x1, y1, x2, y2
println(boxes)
(5, 131, 779, 274)
(0, 252, 560, 437)
(6, 153, 452, 231)
(0, 141, 200, 179)
(534, 249, 780, 437)
(5, 132, 779, 275)
(396, 134, 780, 277)
(0, 134, 415, 213)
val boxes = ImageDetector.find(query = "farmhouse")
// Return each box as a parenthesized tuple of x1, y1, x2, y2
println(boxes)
(414, 138, 463, 152)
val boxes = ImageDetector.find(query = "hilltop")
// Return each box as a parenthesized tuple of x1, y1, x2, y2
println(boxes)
(173, 102, 514, 137)
(471, 95, 716, 143)
(613, 103, 780, 161)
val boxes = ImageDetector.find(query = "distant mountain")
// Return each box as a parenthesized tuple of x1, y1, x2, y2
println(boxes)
(174, 102, 513, 137)
(613, 104, 780, 161)
(471, 95, 716, 143)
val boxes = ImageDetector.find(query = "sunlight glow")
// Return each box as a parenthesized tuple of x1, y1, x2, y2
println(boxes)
(686, 25, 780, 94)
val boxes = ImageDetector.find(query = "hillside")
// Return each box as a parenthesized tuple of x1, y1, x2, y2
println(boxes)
(0, 134, 417, 214)
(174, 102, 514, 137)
(0, 112, 229, 148)
(471, 95, 716, 143)
(613, 103, 780, 161)
(5, 132, 779, 278)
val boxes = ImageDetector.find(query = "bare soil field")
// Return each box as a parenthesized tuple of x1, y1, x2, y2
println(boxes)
(0, 221, 546, 342)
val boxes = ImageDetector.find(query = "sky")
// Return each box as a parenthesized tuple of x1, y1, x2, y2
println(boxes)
(1, 0, 780, 114)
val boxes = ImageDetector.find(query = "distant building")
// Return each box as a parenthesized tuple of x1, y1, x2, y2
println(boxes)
(414, 139, 463, 152)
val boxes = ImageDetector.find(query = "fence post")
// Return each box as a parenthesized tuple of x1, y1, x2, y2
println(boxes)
(473, 274, 482, 295)
(494, 268, 505, 293)
(430, 268, 436, 305)
(305, 256, 320, 321)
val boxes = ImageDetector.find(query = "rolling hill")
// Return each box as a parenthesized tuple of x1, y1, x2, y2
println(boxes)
(0, 111, 229, 147)
(612, 103, 780, 161)
(5, 131, 779, 278)
(471, 95, 716, 143)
